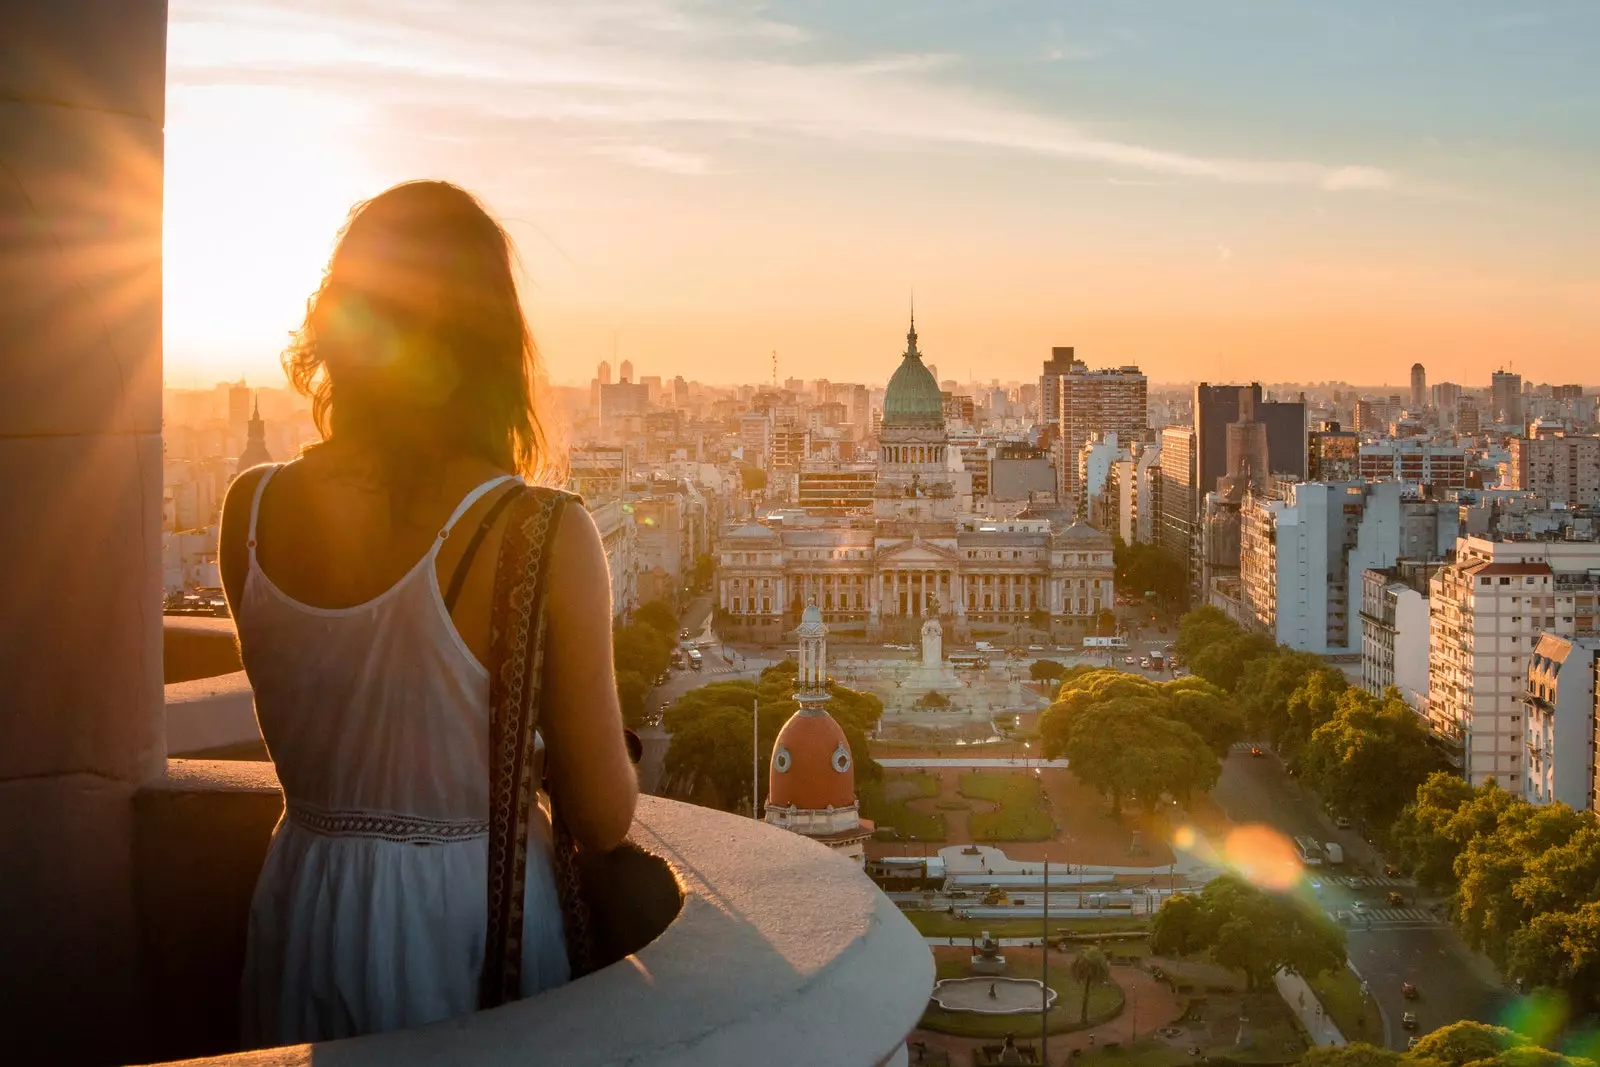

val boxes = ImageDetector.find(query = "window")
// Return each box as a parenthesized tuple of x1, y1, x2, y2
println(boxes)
(1501, 578, 1511, 585)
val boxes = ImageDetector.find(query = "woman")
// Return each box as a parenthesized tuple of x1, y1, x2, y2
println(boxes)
(220, 180, 638, 1046)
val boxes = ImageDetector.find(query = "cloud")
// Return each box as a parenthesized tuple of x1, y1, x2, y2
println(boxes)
(168, 0, 1401, 192)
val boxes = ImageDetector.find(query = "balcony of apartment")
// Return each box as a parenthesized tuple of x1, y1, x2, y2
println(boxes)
(0, 7, 931, 1064)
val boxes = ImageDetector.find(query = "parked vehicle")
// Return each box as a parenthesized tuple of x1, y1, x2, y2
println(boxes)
(1388, 891, 1406, 907)
(1334, 815, 1352, 830)
(1323, 842, 1345, 865)
(1402, 1012, 1418, 1031)
(1403, 982, 1418, 1000)
(1250, 746, 1264, 757)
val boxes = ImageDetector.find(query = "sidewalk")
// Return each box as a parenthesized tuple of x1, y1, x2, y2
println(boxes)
(1275, 970, 1345, 1047)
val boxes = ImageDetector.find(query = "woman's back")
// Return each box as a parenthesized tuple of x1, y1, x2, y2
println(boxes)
(219, 180, 637, 1048)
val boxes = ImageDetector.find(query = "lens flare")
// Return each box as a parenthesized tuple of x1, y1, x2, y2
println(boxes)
(1500, 989, 1569, 1048)
(1221, 824, 1304, 891)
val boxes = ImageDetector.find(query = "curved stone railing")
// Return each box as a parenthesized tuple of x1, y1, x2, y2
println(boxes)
(136, 764, 932, 1067)
(162, 617, 262, 756)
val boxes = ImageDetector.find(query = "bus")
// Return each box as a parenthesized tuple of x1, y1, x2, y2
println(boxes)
(1082, 636, 1130, 650)
(948, 653, 988, 670)
(1293, 836, 1324, 866)
(687, 648, 703, 671)
(1148, 650, 1166, 671)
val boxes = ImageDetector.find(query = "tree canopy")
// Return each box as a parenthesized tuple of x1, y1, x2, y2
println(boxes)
(662, 662, 883, 814)
(1150, 873, 1345, 990)
(1297, 686, 1450, 836)
(1039, 668, 1223, 812)
(1114, 538, 1188, 608)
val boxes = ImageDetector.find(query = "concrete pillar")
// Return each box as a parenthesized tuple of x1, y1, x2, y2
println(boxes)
(0, 2, 168, 1061)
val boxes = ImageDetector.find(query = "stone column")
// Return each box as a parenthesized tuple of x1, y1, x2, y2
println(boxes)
(0, 3, 168, 1060)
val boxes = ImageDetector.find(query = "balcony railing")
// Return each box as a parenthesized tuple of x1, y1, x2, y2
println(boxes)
(145, 620, 932, 1067)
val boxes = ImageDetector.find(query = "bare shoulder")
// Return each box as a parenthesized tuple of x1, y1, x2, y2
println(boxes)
(219, 464, 274, 606)
(545, 495, 607, 592)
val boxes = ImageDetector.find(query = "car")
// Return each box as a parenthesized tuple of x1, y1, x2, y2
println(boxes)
(1250, 746, 1264, 757)
(1335, 816, 1352, 830)
(1384, 863, 1401, 877)
(1139, 658, 1151, 669)
(1124, 655, 1137, 665)
(1388, 891, 1406, 907)
(678, 629, 690, 639)
(1402, 1012, 1418, 1031)
(1408, 1037, 1420, 1050)
(1402, 981, 1418, 1000)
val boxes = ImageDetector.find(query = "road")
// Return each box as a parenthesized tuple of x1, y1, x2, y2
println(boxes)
(1213, 749, 1508, 1049)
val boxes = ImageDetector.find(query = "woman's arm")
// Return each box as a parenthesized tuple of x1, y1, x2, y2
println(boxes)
(540, 503, 639, 853)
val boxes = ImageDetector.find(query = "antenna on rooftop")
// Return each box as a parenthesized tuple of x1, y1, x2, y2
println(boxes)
(772, 349, 778, 389)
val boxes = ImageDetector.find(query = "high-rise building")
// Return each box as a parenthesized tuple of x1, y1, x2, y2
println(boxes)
(1554, 385, 1586, 403)
(1430, 538, 1600, 791)
(1431, 381, 1461, 416)
(1224, 390, 1269, 490)
(597, 360, 612, 385)
(1158, 426, 1198, 595)
(1457, 399, 1482, 435)
(619, 359, 635, 384)
(1360, 561, 1440, 709)
(1058, 361, 1147, 499)
(1038, 347, 1077, 430)
(1507, 435, 1600, 506)
(1240, 482, 1457, 656)
(1491, 370, 1523, 426)
(1195, 383, 1305, 498)
(1410, 364, 1428, 409)
(1308, 422, 1359, 481)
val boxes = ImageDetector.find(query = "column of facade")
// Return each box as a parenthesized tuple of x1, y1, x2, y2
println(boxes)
(0, 4, 167, 1060)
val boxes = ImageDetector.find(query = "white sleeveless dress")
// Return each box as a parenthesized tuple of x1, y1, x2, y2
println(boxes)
(237, 465, 570, 1047)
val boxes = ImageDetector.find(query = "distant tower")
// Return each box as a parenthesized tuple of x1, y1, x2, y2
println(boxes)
(1410, 363, 1427, 410)
(597, 360, 612, 385)
(765, 601, 871, 865)
(236, 394, 273, 475)
(619, 359, 634, 384)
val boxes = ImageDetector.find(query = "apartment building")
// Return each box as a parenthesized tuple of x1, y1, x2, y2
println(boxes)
(1360, 561, 1440, 710)
(1429, 537, 1600, 790)
(1523, 634, 1599, 809)
(1358, 439, 1469, 491)
(1240, 482, 1457, 656)
(1507, 435, 1600, 507)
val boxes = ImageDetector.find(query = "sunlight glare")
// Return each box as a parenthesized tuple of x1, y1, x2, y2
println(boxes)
(164, 85, 377, 375)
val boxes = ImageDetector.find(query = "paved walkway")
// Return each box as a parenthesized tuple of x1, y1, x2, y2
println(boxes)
(1275, 969, 1345, 1047)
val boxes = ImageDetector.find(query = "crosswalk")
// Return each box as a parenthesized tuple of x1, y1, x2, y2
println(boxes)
(1324, 874, 1410, 888)
(1329, 906, 1440, 927)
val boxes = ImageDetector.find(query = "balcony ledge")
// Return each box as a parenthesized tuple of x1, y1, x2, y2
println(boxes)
(138, 764, 931, 1067)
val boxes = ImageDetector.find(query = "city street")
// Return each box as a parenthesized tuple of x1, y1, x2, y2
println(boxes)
(1213, 747, 1508, 1049)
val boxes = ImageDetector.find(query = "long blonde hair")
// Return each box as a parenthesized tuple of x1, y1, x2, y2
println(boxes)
(284, 180, 552, 492)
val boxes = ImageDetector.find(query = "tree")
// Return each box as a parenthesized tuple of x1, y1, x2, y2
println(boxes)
(1189, 631, 1275, 692)
(1235, 649, 1328, 741)
(1456, 801, 1590, 964)
(1057, 697, 1218, 813)
(1151, 893, 1204, 956)
(1030, 659, 1067, 682)
(613, 620, 672, 680)
(1070, 946, 1110, 1022)
(1298, 688, 1449, 837)
(1157, 874, 1346, 991)
(1300, 1045, 1404, 1067)
(1279, 667, 1348, 759)
(614, 669, 652, 727)
(690, 553, 714, 591)
(634, 598, 678, 639)
(1407, 1022, 1531, 1067)
(1390, 772, 1489, 891)
(1114, 539, 1188, 608)
(739, 465, 767, 492)
(1161, 677, 1246, 755)
(1174, 606, 1241, 663)
(1510, 900, 1600, 1014)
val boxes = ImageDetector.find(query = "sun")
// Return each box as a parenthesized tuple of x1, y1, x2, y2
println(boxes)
(163, 83, 378, 380)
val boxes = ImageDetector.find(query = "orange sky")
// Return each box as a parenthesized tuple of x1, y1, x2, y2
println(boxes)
(160, 1, 1600, 391)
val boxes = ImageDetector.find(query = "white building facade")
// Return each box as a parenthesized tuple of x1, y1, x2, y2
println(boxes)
(1523, 634, 1598, 810)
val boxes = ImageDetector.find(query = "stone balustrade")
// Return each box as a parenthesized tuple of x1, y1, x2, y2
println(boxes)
(134, 762, 932, 1067)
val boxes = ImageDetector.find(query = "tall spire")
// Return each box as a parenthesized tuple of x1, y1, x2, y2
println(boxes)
(906, 291, 920, 359)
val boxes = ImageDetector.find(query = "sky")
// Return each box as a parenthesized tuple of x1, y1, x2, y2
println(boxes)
(162, 0, 1600, 390)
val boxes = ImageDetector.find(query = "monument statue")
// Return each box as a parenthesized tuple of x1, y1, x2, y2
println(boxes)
(921, 614, 943, 670)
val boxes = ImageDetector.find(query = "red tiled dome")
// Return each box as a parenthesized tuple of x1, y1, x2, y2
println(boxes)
(768, 708, 855, 811)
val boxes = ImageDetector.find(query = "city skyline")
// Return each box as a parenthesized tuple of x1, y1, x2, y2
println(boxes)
(163, 1, 1599, 388)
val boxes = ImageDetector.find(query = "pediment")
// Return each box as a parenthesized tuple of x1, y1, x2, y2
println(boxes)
(877, 540, 959, 565)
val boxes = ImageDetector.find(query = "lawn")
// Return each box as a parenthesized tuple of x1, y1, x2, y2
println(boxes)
(919, 952, 1125, 1038)
(1307, 966, 1383, 1046)
(859, 772, 947, 842)
(960, 772, 1055, 842)
(908, 911, 1147, 939)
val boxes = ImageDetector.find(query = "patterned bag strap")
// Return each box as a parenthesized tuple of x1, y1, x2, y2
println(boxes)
(478, 486, 575, 1009)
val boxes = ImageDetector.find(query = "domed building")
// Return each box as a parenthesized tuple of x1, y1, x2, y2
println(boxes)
(764, 601, 872, 864)
(876, 310, 954, 518)
(235, 394, 273, 476)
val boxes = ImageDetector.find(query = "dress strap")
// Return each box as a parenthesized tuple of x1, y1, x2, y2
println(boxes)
(436, 475, 522, 547)
(246, 463, 285, 562)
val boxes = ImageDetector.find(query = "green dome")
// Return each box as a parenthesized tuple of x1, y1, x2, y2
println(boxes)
(883, 317, 944, 427)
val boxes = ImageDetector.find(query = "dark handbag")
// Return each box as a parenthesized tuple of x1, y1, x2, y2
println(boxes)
(471, 485, 598, 1008)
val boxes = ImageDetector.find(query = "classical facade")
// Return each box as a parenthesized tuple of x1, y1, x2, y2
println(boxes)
(718, 316, 1115, 642)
